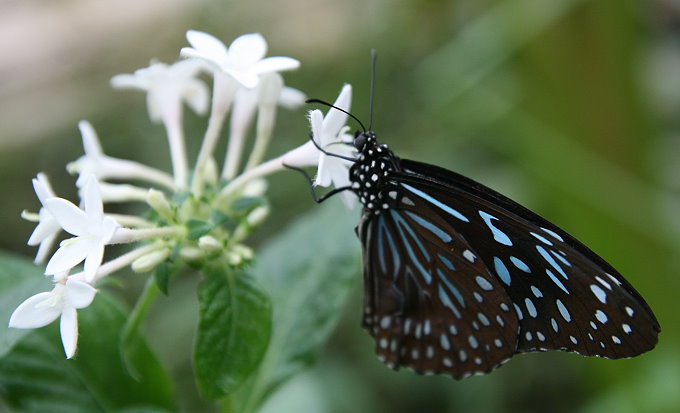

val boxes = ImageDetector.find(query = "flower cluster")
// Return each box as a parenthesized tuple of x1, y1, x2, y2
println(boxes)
(10, 30, 358, 358)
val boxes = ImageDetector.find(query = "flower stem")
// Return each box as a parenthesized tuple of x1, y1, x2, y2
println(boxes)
(217, 156, 284, 204)
(192, 74, 238, 195)
(120, 276, 160, 379)
(163, 108, 188, 189)
(111, 226, 185, 244)
(244, 104, 276, 171)
(106, 214, 154, 228)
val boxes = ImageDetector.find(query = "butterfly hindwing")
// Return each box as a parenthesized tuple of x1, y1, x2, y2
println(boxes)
(358, 202, 519, 378)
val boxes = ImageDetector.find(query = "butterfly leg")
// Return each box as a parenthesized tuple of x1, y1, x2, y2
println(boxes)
(307, 132, 357, 162)
(283, 163, 352, 203)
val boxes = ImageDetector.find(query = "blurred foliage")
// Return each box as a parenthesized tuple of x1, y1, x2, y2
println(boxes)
(1, 0, 679, 412)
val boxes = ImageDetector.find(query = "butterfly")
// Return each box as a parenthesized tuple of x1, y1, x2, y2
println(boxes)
(292, 98, 660, 379)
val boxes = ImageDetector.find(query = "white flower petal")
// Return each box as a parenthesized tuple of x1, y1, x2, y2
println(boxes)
(27, 215, 60, 246)
(186, 30, 228, 59)
(82, 244, 105, 282)
(60, 307, 78, 359)
(228, 33, 267, 67)
(78, 121, 104, 157)
(225, 70, 259, 89)
(279, 86, 306, 109)
(45, 237, 91, 275)
(33, 173, 56, 204)
(9, 292, 62, 329)
(64, 279, 97, 308)
(110, 73, 145, 90)
(81, 176, 104, 220)
(281, 140, 319, 168)
(44, 198, 89, 236)
(34, 232, 58, 264)
(316, 155, 333, 187)
(253, 56, 300, 75)
(340, 190, 358, 211)
(183, 79, 210, 115)
(322, 84, 351, 138)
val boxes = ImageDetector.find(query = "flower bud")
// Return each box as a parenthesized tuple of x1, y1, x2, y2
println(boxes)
(242, 179, 268, 197)
(198, 235, 222, 251)
(147, 189, 174, 220)
(247, 206, 269, 227)
(131, 248, 171, 273)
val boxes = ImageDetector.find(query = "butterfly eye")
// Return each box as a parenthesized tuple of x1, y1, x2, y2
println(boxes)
(354, 132, 368, 151)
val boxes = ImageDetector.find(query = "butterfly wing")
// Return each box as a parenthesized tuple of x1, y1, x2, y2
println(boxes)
(358, 206, 520, 378)
(396, 159, 660, 356)
(357, 157, 659, 378)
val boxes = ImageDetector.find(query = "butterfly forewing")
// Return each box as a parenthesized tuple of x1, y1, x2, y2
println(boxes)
(394, 160, 660, 358)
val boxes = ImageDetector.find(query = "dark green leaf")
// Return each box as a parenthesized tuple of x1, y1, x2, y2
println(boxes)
(231, 196, 264, 212)
(0, 285, 175, 411)
(194, 265, 271, 400)
(186, 219, 214, 240)
(235, 202, 360, 411)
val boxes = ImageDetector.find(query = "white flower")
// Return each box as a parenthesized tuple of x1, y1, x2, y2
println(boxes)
(180, 31, 300, 89)
(26, 173, 61, 264)
(282, 84, 357, 209)
(9, 273, 97, 359)
(111, 59, 209, 123)
(67, 121, 175, 190)
(44, 176, 119, 282)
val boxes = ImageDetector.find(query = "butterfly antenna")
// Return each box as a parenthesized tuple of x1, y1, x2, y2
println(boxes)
(368, 49, 377, 131)
(306, 98, 366, 133)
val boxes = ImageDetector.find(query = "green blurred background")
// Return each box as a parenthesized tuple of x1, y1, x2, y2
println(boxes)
(1, 0, 679, 412)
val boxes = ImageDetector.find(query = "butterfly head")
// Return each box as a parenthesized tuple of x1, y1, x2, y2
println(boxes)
(354, 130, 377, 152)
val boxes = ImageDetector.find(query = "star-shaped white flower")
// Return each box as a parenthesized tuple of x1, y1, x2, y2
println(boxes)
(9, 272, 97, 359)
(111, 59, 209, 123)
(26, 173, 62, 264)
(282, 84, 358, 209)
(180, 31, 300, 89)
(44, 176, 119, 282)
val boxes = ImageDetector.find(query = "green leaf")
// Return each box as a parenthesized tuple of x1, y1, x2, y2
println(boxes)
(231, 196, 264, 212)
(186, 219, 214, 240)
(0, 251, 52, 358)
(0, 284, 175, 411)
(235, 202, 360, 411)
(194, 265, 272, 400)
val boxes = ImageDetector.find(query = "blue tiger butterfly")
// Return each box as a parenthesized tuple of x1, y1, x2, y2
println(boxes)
(295, 89, 660, 379)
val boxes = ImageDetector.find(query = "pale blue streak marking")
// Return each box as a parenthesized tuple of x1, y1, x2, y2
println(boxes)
(377, 216, 387, 273)
(390, 210, 431, 284)
(510, 256, 530, 273)
(438, 269, 465, 308)
(551, 250, 572, 267)
(525, 298, 538, 318)
(391, 210, 430, 261)
(556, 299, 572, 322)
(404, 210, 452, 243)
(536, 245, 567, 279)
(541, 227, 564, 242)
(479, 211, 513, 246)
(531, 286, 543, 298)
(590, 284, 607, 304)
(494, 257, 511, 285)
(378, 216, 401, 275)
(438, 254, 456, 271)
(438, 285, 462, 318)
(402, 183, 469, 222)
(530, 232, 553, 246)
(546, 269, 570, 295)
